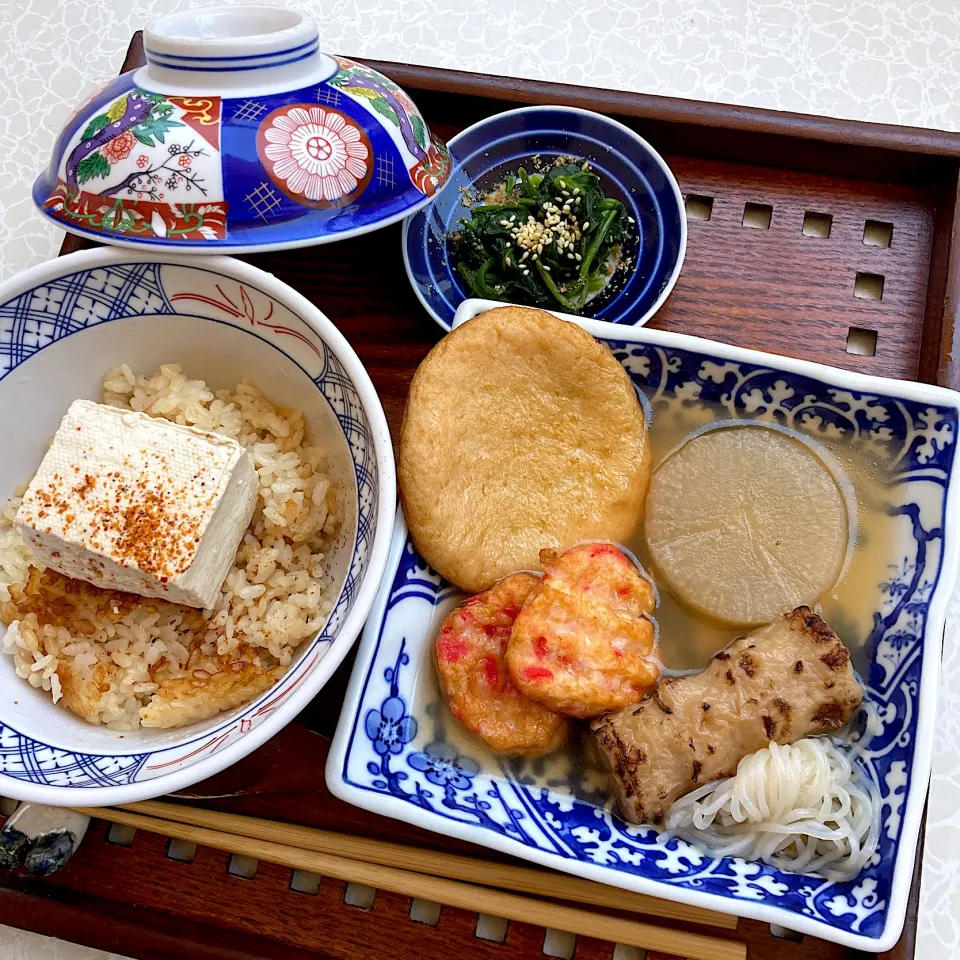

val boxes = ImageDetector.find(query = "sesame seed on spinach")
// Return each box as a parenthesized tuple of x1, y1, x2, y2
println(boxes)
(451, 161, 634, 313)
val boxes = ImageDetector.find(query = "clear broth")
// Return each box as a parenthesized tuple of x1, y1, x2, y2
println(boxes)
(419, 393, 920, 791)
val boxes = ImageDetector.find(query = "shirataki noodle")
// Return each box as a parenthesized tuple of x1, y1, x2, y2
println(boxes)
(658, 737, 880, 881)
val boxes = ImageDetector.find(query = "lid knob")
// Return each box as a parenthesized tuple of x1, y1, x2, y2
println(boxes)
(143, 5, 334, 94)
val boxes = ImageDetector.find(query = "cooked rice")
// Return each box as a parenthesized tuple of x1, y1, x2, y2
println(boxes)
(0, 364, 338, 730)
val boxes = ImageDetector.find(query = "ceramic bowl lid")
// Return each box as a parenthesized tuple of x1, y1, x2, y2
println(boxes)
(32, 6, 452, 253)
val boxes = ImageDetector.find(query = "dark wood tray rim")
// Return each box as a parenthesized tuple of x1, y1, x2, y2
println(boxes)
(367, 59, 960, 157)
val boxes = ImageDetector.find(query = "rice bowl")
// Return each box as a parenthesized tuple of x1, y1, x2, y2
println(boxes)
(0, 248, 394, 805)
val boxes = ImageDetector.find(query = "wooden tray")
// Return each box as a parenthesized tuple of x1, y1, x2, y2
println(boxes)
(4, 30, 960, 960)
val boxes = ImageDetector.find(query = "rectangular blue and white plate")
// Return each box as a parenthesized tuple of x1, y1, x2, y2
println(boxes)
(328, 299, 960, 951)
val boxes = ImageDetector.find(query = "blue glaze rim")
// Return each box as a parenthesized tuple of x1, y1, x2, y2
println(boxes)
(401, 105, 687, 331)
(144, 46, 321, 72)
(144, 38, 319, 63)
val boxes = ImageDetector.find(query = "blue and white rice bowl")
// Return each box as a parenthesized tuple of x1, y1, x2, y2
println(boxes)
(0, 248, 394, 805)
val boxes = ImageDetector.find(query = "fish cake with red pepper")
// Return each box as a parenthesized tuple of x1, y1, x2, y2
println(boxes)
(507, 544, 659, 719)
(435, 572, 570, 756)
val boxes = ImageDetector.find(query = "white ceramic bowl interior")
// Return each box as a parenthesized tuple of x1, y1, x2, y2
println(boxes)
(0, 248, 394, 804)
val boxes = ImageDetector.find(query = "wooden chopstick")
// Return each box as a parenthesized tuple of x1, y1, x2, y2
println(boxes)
(121, 799, 737, 930)
(74, 805, 746, 960)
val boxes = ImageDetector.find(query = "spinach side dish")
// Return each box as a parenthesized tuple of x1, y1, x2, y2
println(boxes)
(451, 161, 636, 313)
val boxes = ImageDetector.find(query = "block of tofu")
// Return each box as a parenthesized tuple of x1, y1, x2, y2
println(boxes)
(591, 606, 863, 824)
(16, 399, 258, 609)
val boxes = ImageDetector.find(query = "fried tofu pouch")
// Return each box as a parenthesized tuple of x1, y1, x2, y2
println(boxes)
(591, 607, 863, 824)
(399, 306, 650, 592)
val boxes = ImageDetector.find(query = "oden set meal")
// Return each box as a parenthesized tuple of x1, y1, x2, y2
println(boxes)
(400, 305, 880, 883)
(4, 10, 954, 947)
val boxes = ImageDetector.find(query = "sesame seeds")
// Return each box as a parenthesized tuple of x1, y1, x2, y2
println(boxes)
(453, 157, 638, 311)
(495, 168, 590, 264)
(509, 214, 553, 253)
(537, 197, 583, 252)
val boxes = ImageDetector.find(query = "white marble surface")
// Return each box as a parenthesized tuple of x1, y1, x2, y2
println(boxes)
(1, 1, 960, 957)
(0, 929, 129, 960)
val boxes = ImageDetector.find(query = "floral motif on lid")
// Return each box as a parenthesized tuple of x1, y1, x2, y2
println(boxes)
(257, 104, 372, 209)
(102, 130, 137, 165)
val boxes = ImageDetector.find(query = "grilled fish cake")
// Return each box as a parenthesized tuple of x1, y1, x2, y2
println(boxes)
(507, 543, 659, 718)
(591, 606, 863, 824)
(436, 573, 570, 756)
(399, 306, 650, 593)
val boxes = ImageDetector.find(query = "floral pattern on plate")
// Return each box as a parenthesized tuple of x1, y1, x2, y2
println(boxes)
(329, 321, 960, 952)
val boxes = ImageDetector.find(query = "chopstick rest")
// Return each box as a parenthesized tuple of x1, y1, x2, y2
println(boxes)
(0, 804, 90, 876)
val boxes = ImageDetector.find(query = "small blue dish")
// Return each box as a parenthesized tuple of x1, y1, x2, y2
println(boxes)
(402, 105, 686, 331)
